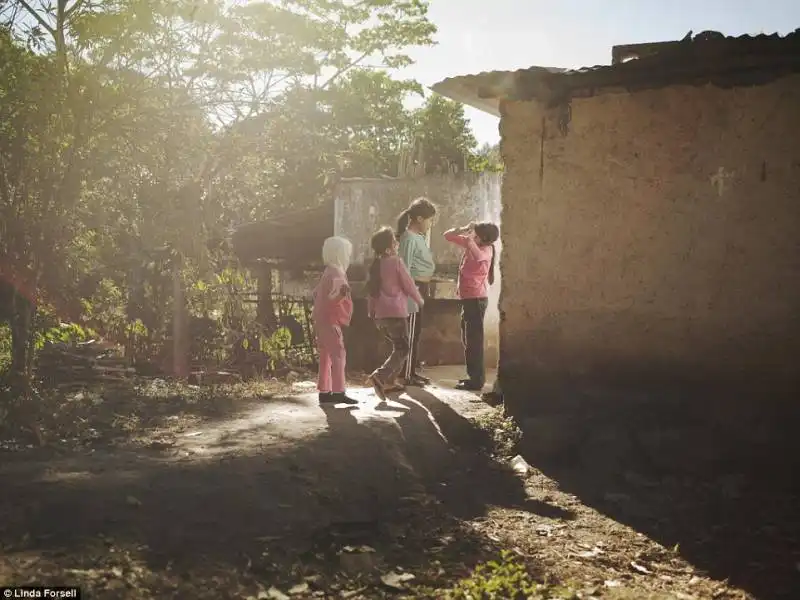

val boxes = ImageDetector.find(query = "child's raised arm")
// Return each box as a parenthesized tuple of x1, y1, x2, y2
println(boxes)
(444, 224, 481, 259)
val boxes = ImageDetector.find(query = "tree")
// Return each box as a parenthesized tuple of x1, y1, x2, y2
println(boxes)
(410, 94, 478, 175)
(0, 0, 441, 384)
(0, 28, 95, 376)
(470, 141, 504, 173)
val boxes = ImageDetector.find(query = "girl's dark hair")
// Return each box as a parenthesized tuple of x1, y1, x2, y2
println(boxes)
(367, 227, 397, 297)
(473, 222, 500, 286)
(396, 197, 437, 237)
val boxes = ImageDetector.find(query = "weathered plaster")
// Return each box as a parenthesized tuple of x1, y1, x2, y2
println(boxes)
(499, 76, 800, 419)
(334, 175, 503, 371)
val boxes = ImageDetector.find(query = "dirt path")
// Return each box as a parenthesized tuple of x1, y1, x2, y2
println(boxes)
(0, 368, 793, 598)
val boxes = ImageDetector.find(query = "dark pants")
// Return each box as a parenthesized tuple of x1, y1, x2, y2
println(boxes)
(403, 281, 429, 381)
(374, 318, 410, 383)
(461, 297, 488, 385)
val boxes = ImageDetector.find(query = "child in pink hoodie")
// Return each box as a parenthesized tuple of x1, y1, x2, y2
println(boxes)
(444, 222, 500, 391)
(312, 236, 357, 405)
(365, 227, 424, 401)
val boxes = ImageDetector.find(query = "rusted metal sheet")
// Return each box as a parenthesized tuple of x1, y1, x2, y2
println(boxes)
(432, 29, 800, 113)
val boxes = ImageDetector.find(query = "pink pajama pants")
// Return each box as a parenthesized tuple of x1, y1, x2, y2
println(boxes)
(316, 323, 346, 393)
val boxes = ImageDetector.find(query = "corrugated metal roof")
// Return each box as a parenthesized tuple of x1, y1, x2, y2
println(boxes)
(432, 29, 800, 115)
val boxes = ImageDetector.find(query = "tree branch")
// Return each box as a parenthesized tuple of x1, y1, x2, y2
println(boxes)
(64, 0, 85, 18)
(319, 51, 369, 89)
(16, 0, 55, 35)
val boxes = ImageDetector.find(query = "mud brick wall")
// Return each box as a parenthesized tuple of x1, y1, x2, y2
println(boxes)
(497, 76, 800, 465)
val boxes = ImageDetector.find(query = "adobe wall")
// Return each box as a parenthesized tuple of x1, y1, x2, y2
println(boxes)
(498, 77, 800, 470)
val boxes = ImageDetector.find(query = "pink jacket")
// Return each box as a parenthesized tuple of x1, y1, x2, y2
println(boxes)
(312, 266, 353, 327)
(367, 255, 424, 319)
(444, 231, 494, 299)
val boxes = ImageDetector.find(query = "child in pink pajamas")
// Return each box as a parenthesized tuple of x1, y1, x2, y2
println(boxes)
(312, 236, 357, 405)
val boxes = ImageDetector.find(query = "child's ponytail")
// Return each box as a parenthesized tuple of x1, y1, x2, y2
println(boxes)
(473, 222, 500, 286)
(397, 197, 437, 238)
(367, 226, 397, 298)
(488, 245, 496, 286)
(396, 209, 411, 238)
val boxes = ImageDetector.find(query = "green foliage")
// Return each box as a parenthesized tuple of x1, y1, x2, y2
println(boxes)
(0, 0, 487, 380)
(471, 407, 523, 459)
(0, 325, 10, 372)
(418, 550, 579, 599)
(412, 94, 479, 175)
(260, 327, 293, 369)
(470, 142, 504, 173)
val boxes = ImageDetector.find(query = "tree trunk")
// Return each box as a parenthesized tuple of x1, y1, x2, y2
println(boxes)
(10, 293, 33, 378)
(256, 263, 278, 332)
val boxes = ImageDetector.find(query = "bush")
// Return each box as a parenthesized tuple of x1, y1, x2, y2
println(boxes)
(470, 407, 523, 459)
(419, 551, 578, 600)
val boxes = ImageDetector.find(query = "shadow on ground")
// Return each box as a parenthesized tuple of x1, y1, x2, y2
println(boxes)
(0, 384, 571, 598)
(513, 382, 800, 600)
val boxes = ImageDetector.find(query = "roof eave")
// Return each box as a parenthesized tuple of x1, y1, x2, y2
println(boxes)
(429, 78, 503, 117)
(430, 66, 566, 116)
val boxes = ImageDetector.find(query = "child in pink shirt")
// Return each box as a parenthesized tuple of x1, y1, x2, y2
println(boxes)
(365, 227, 424, 400)
(312, 236, 357, 405)
(443, 222, 500, 391)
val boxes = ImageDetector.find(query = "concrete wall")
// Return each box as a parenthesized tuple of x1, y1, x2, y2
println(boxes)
(499, 76, 800, 423)
(334, 174, 503, 369)
(334, 174, 502, 271)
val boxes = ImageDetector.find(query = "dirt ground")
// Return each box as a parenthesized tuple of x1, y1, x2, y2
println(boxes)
(0, 366, 796, 599)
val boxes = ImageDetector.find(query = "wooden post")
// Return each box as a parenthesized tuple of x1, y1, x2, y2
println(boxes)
(256, 262, 277, 332)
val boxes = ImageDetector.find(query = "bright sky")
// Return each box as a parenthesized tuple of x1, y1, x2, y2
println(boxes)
(400, 0, 800, 144)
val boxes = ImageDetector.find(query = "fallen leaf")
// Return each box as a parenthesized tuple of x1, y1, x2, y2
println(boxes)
(125, 495, 142, 507)
(578, 547, 604, 558)
(509, 455, 531, 476)
(341, 588, 367, 599)
(604, 580, 622, 588)
(289, 582, 309, 595)
(265, 587, 290, 600)
(630, 561, 652, 575)
(340, 545, 375, 554)
(381, 571, 415, 589)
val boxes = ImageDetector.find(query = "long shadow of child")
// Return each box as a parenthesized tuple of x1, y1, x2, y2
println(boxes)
(394, 387, 575, 522)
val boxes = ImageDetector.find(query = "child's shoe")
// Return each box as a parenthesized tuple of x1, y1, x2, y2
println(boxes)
(330, 392, 359, 405)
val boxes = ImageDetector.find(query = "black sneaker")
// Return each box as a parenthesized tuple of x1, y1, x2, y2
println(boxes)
(319, 392, 335, 404)
(455, 380, 483, 391)
(330, 392, 359, 405)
